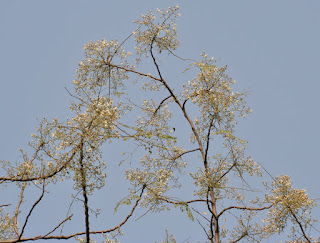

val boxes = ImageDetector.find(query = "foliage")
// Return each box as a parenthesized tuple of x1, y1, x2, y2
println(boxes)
(0, 5, 318, 243)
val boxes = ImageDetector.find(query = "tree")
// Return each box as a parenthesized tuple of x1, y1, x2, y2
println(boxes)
(0, 5, 318, 243)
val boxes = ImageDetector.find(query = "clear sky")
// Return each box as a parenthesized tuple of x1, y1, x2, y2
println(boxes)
(1, 1, 319, 242)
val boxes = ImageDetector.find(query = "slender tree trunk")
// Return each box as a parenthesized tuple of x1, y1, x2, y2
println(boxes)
(79, 141, 90, 243)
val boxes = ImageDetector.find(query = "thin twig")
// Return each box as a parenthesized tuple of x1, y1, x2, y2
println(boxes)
(43, 215, 73, 237)
(60, 190, 82, 234)
(196, 218, 210, 240)
(192, 207, 210, 223)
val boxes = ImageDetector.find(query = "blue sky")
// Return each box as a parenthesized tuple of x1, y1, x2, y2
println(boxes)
(1, 1, 319, 242)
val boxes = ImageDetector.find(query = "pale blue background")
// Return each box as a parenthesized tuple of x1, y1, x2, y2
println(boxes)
(0, 1, 319, 242)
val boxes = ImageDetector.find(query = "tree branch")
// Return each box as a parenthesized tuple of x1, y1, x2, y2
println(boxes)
(0, 151, 76, 183)
(159, 197, 212, 205)
(18, 182, 46, 240)
(172, 148, 200, 160)
(204, 115, 215, 171)
(0, 185, 146, 243)
(288, 208, 312, 243)
(0, 204, 11, 207)
(153, 95, 172, 116)
(43, 215, 73, 238)
(218, 204, 272, 218)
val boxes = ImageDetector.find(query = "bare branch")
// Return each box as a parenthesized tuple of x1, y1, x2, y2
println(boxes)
(153, 95, 172, 116)
(60, 190, 82, 234)
(195, 216, 210, 241)
(105, 63, 162, 82)
(217, 160, 235, 183)
(218, 204, 272, 218)
(182, 99, 188, 110)
(0, 204, 11, 207)
(19, 182, 46, 240)
(65, 87, 87, 105)
(192, 207, 210, 223)
(159, 197, 212, 206)
(0, 185, 146, 243)
(172, 148, 200, 160)
(43, 215, 73, 238)
(149, 45, 206, 163)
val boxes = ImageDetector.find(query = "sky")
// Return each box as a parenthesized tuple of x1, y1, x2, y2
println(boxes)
(0, 0, 320, 242)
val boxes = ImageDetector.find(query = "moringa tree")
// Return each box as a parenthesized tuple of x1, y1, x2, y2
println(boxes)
(0, 6, 318, 243)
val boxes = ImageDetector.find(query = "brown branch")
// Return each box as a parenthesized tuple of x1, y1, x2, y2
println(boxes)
(149, 43, 218, 227)
(43, 215, 73, 238)
(0, 185, 146, 243)
(204, 115, 215, 167)
(19, 182, 46, 240)
(153, 95, 172, 116)
(192, 207, 211, 240)
(149, 42, 220, 242)
(203, 114, 217, 239)
(192, 207, 210, 223)
(0, 151, 76, 183)
(163, 46, 196, 62)
(172, 148, 200, 160)
(64, 87, 88, 105)
(105, 52, 206, 167)
(205, 190, 214, 218)
(230, 231, 248, 243)
(134, 202, 156, 222)
(206, 190, 215, 242)
(288, 208, 312, 243)
(217, 204, 272, 218)
(159, 197, 211, 205)
(196, 218, 210, 240)
(192, 208, 211, 242)
(209, 213, 215, 243)
(217, 160, 235, 183)
(106, 63, 162, 82)
(0, 204, 10, 207)
(182, 99, 188, 110)
(149, 46, 206, 161)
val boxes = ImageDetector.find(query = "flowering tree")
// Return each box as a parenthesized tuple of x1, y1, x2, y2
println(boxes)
(0, 6, 318, 243)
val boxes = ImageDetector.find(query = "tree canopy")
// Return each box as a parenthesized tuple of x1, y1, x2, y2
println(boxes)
(0, 6, 318, 243)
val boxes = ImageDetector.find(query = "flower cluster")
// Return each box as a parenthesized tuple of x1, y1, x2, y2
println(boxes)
(134, 5, 180, 55)
(263, 175, 317, 238)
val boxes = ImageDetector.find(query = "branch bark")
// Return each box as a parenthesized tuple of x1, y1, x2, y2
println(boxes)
(0, 185, 146, 243)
